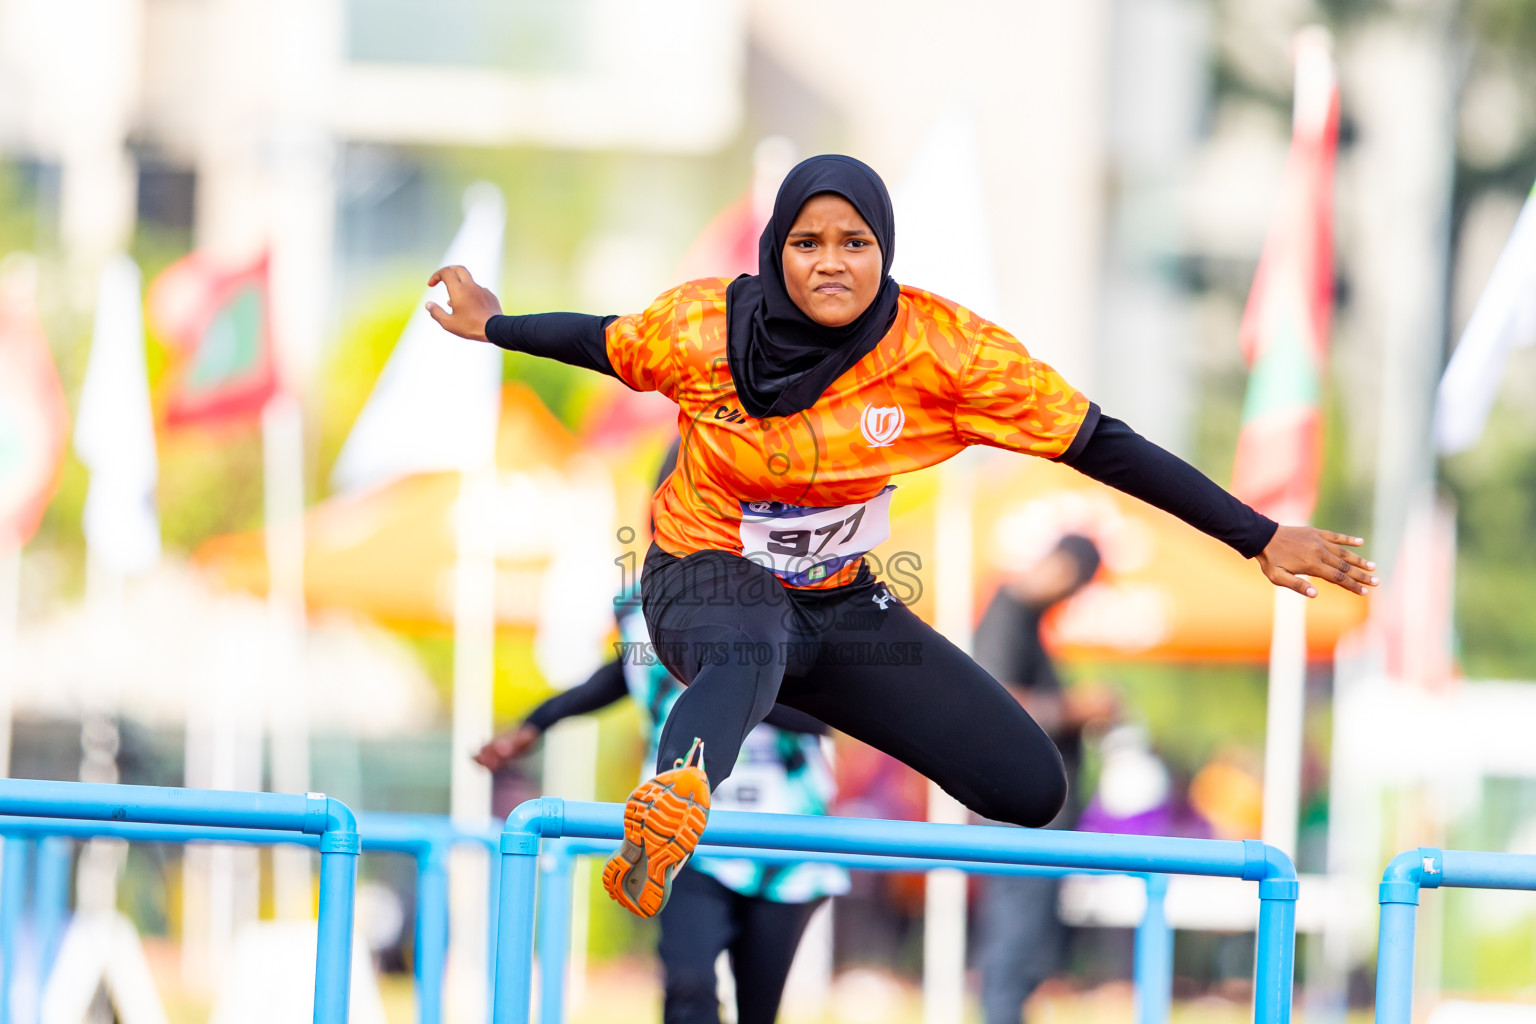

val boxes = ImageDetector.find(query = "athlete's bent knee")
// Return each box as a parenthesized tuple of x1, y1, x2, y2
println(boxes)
(971, 769, 1068, 829)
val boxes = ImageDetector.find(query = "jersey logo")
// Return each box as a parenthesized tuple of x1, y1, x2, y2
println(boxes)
(871, 588, 893, 610)
(713, 404, 749, 424)
(860, 405, 905, 447)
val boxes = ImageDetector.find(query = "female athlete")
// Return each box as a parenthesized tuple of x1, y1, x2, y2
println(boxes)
(427, 154, 1376, 920)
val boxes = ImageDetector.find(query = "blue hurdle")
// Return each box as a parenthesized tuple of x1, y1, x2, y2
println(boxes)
(493, 799, 1299, 1024)
(535, 837, 1175, 1024)
(0, 780, 360, 1024)
(1375, 847, 1536, 1024)
(0, 811, 499, 1024)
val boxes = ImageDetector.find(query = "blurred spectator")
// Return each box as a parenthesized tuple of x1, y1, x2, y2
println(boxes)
(1077, 724, 1174, 836)
(971, 535, 1117, 1024)
(1188, 747, 1265, 841)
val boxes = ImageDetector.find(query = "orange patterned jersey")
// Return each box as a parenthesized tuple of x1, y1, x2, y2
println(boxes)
(606, 278, 1092, 588)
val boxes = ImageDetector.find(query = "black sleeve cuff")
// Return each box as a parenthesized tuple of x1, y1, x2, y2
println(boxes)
(1056, 402, 1102, 464)
(485, 312, 620, 379)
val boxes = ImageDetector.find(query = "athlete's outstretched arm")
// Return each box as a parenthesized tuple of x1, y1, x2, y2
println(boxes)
(426, 265, 621, 378)
(473, 658, 630, 772)
(1061, 413, 1377, 599)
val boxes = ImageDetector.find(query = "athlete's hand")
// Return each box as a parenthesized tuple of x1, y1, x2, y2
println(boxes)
(473, 723, 541, 772)
(425, 265, 502, 343)
(1255, 526, 1378, 598)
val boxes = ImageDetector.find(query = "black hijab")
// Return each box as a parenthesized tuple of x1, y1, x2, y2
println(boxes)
(725, 154, 902, 419)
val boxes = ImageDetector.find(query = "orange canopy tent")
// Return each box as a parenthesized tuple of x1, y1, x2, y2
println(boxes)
(197, 384, 622, 634)
(885, 451, 1367, 662)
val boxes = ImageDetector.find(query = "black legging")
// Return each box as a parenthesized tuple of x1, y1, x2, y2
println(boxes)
(657, 868, 823, 1024)
(643, 547, 1068, 828)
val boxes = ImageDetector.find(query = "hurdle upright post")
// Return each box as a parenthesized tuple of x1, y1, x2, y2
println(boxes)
(1245, 840, 1299, 1024)
(1133, 874, 1172, 1024)
(415, 834, 451, 1024)
(536, 842, 577, 1024)
(311, 795, 361, 1024)
(33, 837, 70, 986)
(493, 798, 559, 1024)
(1374, 849, 1431, 1024)
(0, 836, 27, 1024)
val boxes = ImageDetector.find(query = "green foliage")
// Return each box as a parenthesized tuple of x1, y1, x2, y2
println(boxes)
(157, 428, 266, 553)
(1313, 378, 1373, 542)
(1063, 660, 1269, 773)
(316, 276, 419, 491)
(1465, 0, 1536, 57)
(1441, 394, 1536, 677)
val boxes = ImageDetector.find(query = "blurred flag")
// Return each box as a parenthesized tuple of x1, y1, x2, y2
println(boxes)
(893, 101, 999, 316)
(582, 141, 798, 451)
(147, 251, 278, 428)
(670, 194, 759, 283)
(75, 256, 161, 574)
(1434, 179, 1536, 455)
(0, 260, 68, 554)
(1230, 31, 1340, 524)
(330, 183, 506, 493)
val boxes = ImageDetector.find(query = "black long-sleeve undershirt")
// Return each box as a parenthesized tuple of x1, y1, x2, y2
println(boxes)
(1061, 411, 1278, 558)
(485, 313, 1276, 558)
(522, 659, 628, 731)
(485, 313, 618, 379)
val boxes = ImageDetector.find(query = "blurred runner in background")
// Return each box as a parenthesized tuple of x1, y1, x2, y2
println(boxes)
(972, 536, 1117, 1024)
(476, 443, 848, 1024)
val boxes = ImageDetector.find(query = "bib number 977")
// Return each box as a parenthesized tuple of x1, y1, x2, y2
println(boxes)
(765, 507, 865, 558)
(738, 487, 894, 586)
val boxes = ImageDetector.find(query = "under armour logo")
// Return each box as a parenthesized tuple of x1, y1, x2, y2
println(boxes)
(860, 405, 905, 447)
(871, 589, 893, 610)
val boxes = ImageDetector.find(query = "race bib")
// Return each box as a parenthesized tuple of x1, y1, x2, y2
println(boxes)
(710, 730, 794, 814)
(738, 486, 894, 586)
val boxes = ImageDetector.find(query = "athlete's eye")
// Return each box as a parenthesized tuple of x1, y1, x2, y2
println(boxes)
(847, 238, 871, 249)
(791, 239, 817, 251)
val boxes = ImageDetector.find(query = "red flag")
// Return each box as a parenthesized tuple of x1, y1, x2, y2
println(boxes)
(1230, 30, 1340, 524)
(0, 264, 69, 552)
(580, 191, 766, 450)
(148, 250, 278, 427)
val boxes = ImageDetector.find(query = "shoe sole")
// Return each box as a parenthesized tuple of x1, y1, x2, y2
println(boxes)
(602, 766, 710, 917)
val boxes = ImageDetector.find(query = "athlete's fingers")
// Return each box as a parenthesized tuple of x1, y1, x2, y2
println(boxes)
(1328, 555, 1378, 588)
(1332, 544, 1376, 571)
(1264, 564, 1317, 598)
(1331, 557, 1376, 588)
(1318, 530, 1364, 547)
(426, 301, 449, 326)
(1317, 559, 1370, 595)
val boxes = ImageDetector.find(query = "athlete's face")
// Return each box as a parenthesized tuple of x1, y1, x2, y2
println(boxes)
(781, 193, 883, 328)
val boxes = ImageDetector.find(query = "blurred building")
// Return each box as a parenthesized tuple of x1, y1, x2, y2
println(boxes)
(0, 0, 745, 385)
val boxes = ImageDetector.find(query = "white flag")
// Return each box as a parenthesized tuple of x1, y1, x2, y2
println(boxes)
(891, 101, 1000, 319)
(1435, 181, 1536, 455)
(330, 183, 507, 493)
(75, 255, 160, 575)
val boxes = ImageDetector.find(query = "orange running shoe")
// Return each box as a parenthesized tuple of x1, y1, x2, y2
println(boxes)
(602, 738, 711, 917)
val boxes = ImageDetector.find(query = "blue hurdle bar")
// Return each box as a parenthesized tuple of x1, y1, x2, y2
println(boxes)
(0, 781, 360, 1024)
(534, 836, 1176, 1024)
(492, 799, 1299, 1024)
(1375, 847, 1536, 1024)
(0, 812, 498, 1024)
